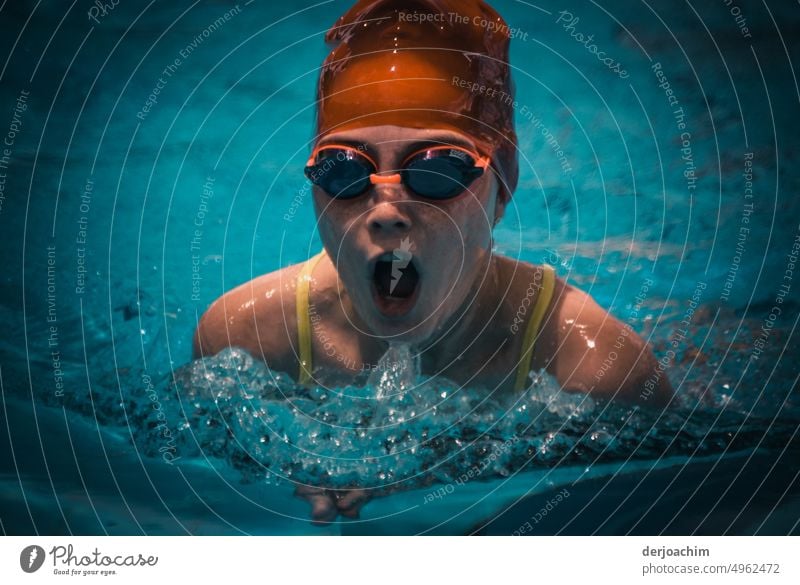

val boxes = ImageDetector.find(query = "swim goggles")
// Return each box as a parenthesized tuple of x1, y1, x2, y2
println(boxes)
(304, 144, 490, 200)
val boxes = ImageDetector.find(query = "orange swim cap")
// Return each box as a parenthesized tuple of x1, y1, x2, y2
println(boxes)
(315, 0, 519, 201)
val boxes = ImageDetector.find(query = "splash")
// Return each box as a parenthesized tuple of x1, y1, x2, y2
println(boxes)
(129, 341, 799, 493)
(369, 342, 420, 400)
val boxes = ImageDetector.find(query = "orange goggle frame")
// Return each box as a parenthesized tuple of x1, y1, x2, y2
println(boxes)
(304, 144, 490, 200)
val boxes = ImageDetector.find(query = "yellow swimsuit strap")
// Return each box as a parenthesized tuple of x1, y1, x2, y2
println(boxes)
(514, 264, 556, 392)
(296, 249, 327, 385)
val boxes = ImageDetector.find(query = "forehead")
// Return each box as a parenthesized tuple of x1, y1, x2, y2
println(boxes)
(316, 125, 478, 151)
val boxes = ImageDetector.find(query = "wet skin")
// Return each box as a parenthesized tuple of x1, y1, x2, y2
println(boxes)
(193, 125, 674, 523)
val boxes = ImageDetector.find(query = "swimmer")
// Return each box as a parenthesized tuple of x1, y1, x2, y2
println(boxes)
(193, 0, 673, 523)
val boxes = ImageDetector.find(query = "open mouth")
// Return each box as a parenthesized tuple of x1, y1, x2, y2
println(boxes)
(369, 252, 421, 318)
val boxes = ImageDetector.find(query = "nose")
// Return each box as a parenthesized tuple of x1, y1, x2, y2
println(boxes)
(366, 184, 412, 234)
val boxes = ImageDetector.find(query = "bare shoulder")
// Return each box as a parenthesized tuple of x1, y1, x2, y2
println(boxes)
(192, 261, 307, 375)
(536, 276, 673, 407)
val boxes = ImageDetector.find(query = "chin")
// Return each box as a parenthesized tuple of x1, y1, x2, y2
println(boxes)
(364, 300, 448, 345)
(365, 311, 430, 342)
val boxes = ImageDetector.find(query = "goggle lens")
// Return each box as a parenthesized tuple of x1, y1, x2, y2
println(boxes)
(306, 150, 372, 199)
(404, 151, 483, 200)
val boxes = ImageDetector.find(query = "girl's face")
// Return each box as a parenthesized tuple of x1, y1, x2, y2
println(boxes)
(312, 125, 506, 345)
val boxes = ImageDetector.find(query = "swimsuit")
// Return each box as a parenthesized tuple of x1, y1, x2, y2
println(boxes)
(296, 249, 555, 392)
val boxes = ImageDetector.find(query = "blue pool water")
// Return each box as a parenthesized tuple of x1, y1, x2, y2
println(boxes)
(1, 0, 799, 534)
